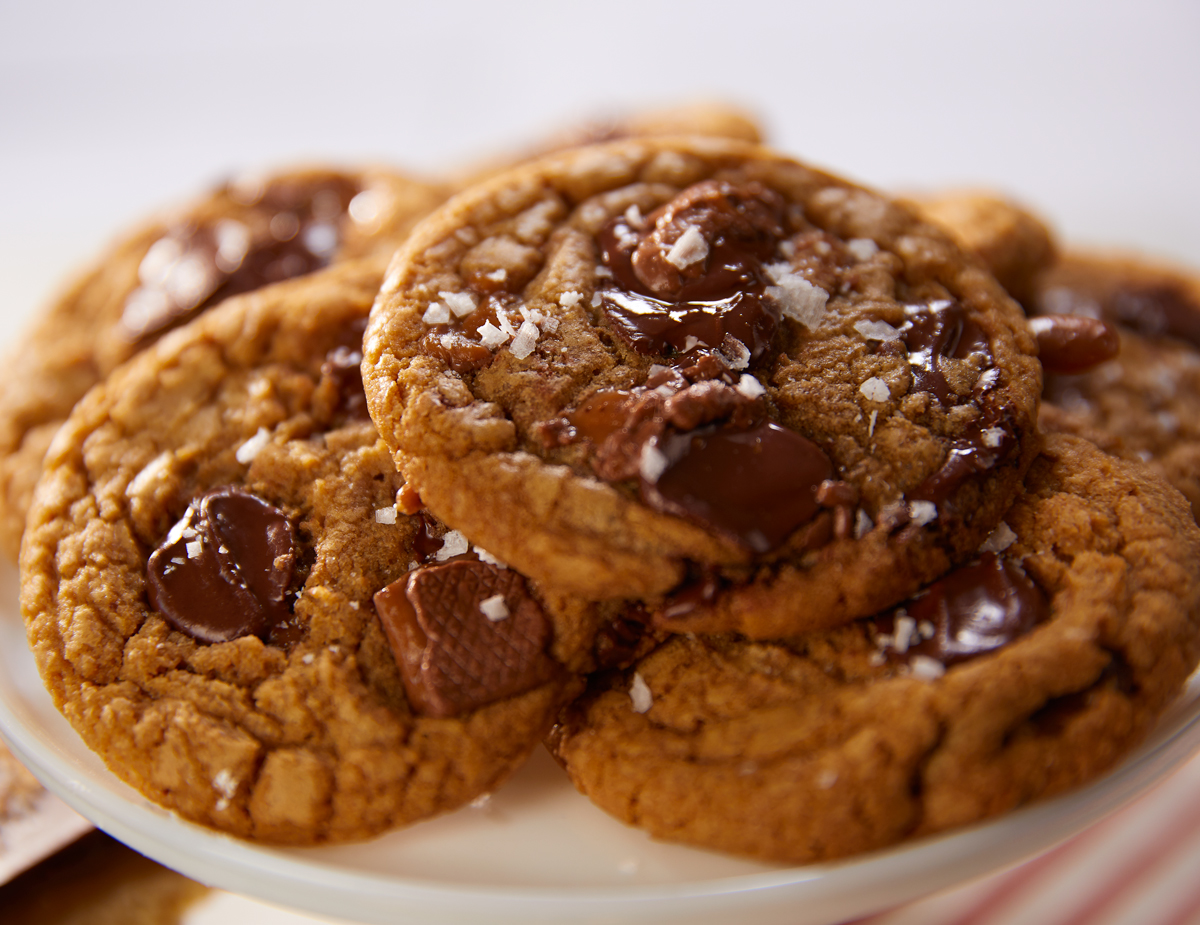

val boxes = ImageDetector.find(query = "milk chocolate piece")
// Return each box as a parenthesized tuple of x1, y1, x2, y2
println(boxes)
(146, 487, 296, 643)
(373, 561, 556, 718)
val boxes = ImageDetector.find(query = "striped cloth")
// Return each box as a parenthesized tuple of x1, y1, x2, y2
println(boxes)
(853, 751, 1200, 925)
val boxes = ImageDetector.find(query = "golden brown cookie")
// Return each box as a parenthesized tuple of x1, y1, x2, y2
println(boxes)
(0, 165, 446, 560)
(18, 260, 640, 844)
(903, 188, 1059, 304)
(450, 100, 765, 188)
(547, 435, 1200, 864)
(1029, 250, 1200, 520)
(363, 137, 1042, 638)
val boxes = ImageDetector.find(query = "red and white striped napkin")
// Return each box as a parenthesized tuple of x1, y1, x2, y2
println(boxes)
(854, 750, 1200, 925)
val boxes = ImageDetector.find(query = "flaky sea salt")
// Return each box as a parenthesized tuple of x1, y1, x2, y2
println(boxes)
(439, 290, 477, 318)
(629, 673, 653, 713)
(859, 377, 890, 402)
(435, 530, 470, 561)
(375, 506, 397, 525)
(474, 546, 507, 568)
(846, 238, 879, 261)
(478, 320, 509, 348)
(559, 290, 583, 308)
(665, 225, 708, 269)
(854, 318, 900, 341)
(910, 655, 946, 681)
(638, 441, 669, 483)
(422, 302, 451, 324)
(855, 508, 874, 539)
(982, 426, 1007, 448)
(509, 320, 540, 359)
(480, 594, 510, 621)
(735, 374, 766, 399)
(909, 500, 938, 526)
(980, 522, 1017, 553)
(235, 427, 271, 464)
(765, 263, 829, 328)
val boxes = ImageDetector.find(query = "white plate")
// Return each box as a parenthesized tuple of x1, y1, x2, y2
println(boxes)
(2, 554, 1199, 925)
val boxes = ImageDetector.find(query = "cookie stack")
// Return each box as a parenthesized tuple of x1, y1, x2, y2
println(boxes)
(7, 111, 1200, 863)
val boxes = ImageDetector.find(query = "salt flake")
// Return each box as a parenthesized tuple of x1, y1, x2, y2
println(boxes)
(480, 594, 510, 621)
(909, 500, 938, 526)
(436, 530, 470, 561)
(665, 225, 708, 269)
(859, 377, 890, 402)
(629, 672, 653, 713)
(375, 506, 397, 525)
(422, 302, 451, 325)
(236, 427, 271, 464)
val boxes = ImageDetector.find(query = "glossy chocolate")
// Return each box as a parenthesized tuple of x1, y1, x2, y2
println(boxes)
(372, 561, 555, 718)
(146, 487, 296, 644)
(596, 180, 787, 365)
(901, 299, 992, 404)
(1028, 314, 1120, 374)
(876, 553, 1048, 665)
(642, 421, 833, 552)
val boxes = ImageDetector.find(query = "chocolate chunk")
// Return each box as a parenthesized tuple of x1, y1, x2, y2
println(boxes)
(909, 406, 1018, 507)
(901, 299, 993, 404)
(146, 487, 296, 643)
(373, 561, 556, 718)
(642, 421, 833, 552)
(596, 180, 787, 365)
(119, 176, 359, 342)
(1028, 314, 1120, 374)
(875, 553, 1048, 665)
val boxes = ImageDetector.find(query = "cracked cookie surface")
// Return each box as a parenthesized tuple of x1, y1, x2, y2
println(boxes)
(363, 137, 1042, 637)
(547, 435, 1200, 863)
(17, 261, 629, 844)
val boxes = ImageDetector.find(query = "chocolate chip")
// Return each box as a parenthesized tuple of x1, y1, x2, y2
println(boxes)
(874, 552, 1047, 665)
(146, 487, 297, 644)
(901, 299, 993, 404)
(373, 561, 556, 718)
(642, 421, 834, 553)
(1028, 314, 1120, 374)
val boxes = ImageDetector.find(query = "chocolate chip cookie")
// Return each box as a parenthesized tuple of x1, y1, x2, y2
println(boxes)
(19, 260, 633, 844)
(363, 137, 1043, 638)
(1028, 251, 1200, 520)
(903, 189, 1059, 305)
(0, 165, 446, 560)
(547, 434, 1200, 864)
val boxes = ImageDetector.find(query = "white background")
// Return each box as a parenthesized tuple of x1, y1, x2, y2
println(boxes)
(2, 0, 1199, 333)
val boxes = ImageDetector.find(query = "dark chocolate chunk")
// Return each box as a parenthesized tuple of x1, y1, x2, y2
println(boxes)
(373, 561, 556, 718)
(146, 487, 296, 644)
(641, 421, 833, 552)
(1028, 314, 1120, 374)
(875, 553, 1048, 665)
(901, 299, 992, 404)
(596, 179, 788, 365)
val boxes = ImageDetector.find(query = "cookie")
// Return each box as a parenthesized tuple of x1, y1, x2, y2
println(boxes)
(0, 165, 446, 560)
(363, 137, 1042, 638)
(903, 189, 1059, 305)
(450, 100, 765, 188)
(547, 434, 1200, 864)
(18, 260, 637, 844)
(1027, 251, 1200, 520)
